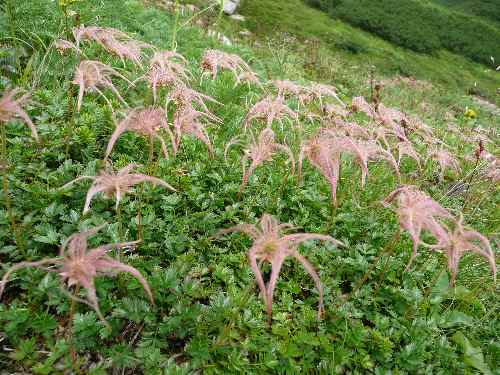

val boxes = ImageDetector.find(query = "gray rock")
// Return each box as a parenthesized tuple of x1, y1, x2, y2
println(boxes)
(223, 0, 240, 15)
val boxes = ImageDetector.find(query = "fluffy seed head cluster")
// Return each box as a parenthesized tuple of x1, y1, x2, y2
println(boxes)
(384, 185, 452, 269)
(429, 148, 461, 180)
(73, 25, 152, 66)
(0, 88, 38, 141)
(428, 215, 496, 286)
(0, 225, 153, 324)
(61, 163, 176, 213)
(271, 81, 344, 108)
(479, 151, 500, 182)
(300, 130, 399, 205)
(139, 50, 191, 103)
(73, 60, 132, 112)
(244, 96, 298, 130)
(105, 107, 176, 160)
(166, 83, 221, 155)
(228, 128, 295, 193)
(396, 140, 421, 167)
(54, 38, 81, 55)
(201, 49, 255, 85)
(218, 214, 342, 320)
(172, 106, 215, 156)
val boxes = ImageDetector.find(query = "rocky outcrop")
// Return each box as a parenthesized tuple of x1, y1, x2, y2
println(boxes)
(223, 0, 240, 15)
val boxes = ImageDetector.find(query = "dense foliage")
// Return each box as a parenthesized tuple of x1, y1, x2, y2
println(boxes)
(305, 0, 500, 65)
(0, 0, 499, 374)
(433, 0, 500, 26)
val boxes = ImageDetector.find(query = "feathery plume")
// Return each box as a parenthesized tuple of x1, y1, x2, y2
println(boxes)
(243, 96, 298, 130)
(73, 25, 152, 66)
(53, 38, 81, 55)
(0, 225, 153, 324)
(72, 60, 132, 112)
(61, 164, 176, 214)
(271, 80, 310, 107)
(166, 83, 221, 122)
(429, 148, 461, 180)
(351, 96, 377, 119)
(136, 50, 191, 103)
(384, 185, 452, 269)
(427, 215, 496, 286)
(328, 118, 371, 139)
(105, 107, 176, 160)
(0, 88, 38, 141)
(172, 106, 215, 156)
(217, 214, 342, 321)
(308, 83, 344, 107)
(300, 131, 399, 205)
(397, 141, 421, 167)
(322, 103, 350, 119)
(201, 49, 255, 84)
(232, 128, 294, 193)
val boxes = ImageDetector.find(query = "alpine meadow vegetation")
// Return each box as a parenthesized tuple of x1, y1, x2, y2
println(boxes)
(0, 0, 498, 373)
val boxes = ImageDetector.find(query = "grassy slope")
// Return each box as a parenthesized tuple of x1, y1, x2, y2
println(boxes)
(0, 0, 498, 373)
(235, 0, 500, 105)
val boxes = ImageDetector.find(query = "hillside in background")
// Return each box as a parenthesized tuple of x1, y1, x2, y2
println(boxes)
(305, 0, 500, 66)
(231, 0, 500, 105)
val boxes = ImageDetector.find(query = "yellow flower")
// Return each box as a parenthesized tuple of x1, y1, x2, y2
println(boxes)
(464, 108, 477, 119)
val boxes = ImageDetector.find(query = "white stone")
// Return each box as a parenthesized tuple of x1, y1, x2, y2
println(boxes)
(223, 0, 239, 15)
(230, 14, 246, 22)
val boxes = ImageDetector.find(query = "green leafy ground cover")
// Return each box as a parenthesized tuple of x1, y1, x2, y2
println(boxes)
(0, 0, 499, 373)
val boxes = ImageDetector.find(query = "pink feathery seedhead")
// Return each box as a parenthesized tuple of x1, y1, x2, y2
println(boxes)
(200, 49, 254, 84)
(404, 116, 434, 138)
(328, 118, 371, 139)
(231, 128, 295, 194)
(299, 133, 341, 205)
(271, 80, 310, 107)
(243, 96, 298, 130)
(105, 107, 176, 160)
(54, 38, 81, 55)
(351, 96, 377, 119)
(372, 124, 408, 148)
(0, 88, 38, 141)
(397, 141, 421, 167)
(354, 140, 401, 186)
(218, 214, 342, 321)
(61, 164, 176, 214)
(236, 70, 261, 88)
(384, 185, 452, 270)
(0, 225, 153, 324)
(308, 83, 344, 107)
(479, 151, 500, 182)
(73, 25, 152, 66)
(323, 103, 350, 119)
(377, 103, 408, 127)
(137, 50, 191, 103)
(166, 83, 221, 122)
(300, 131, 399, 205)
(428, 215, 496, 286)
(172, 106, 215, 157)
(72, 60, 132, 112)
(429, 148, 461, 180)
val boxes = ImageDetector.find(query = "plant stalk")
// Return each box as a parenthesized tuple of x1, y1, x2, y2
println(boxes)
(1, 124, 25, 255)
(68, 284, 81, 374)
